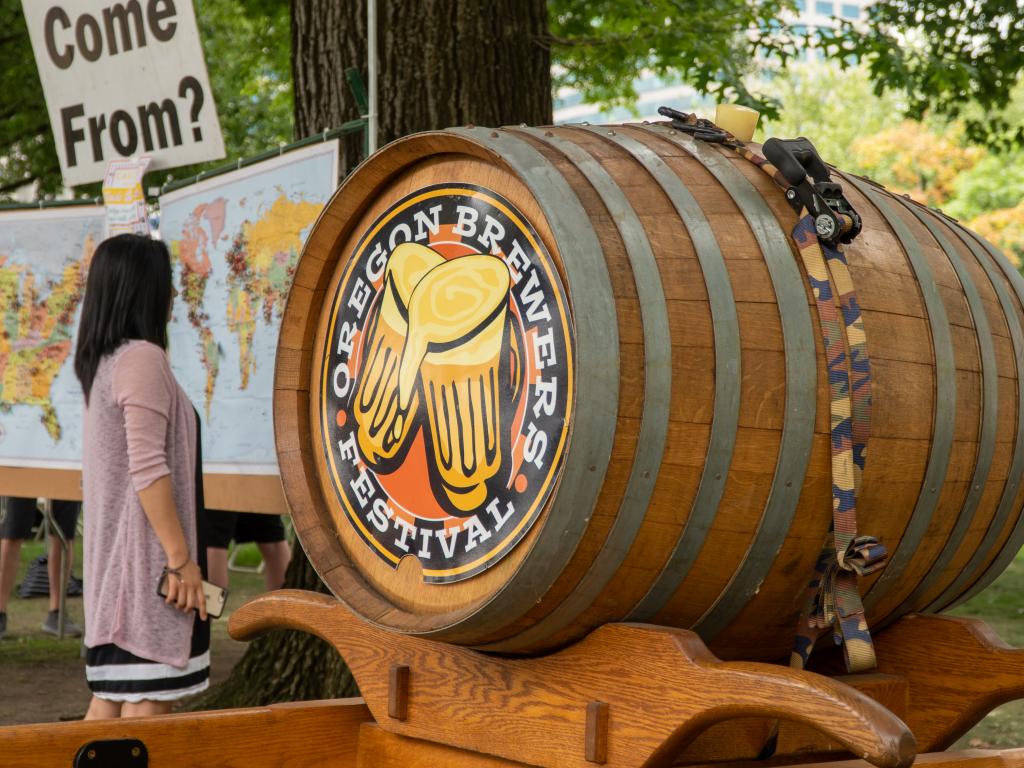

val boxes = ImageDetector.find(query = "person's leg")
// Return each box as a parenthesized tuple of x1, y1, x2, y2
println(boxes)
(41, 534, 82, 636)
(256, 540, 291, 591)
(0, 538, 23, 615)
(0, 497, 36, 617)
(45, 535, 72, 613)
(206, 546, 229, 589)
(41, 501, 82, 636)
(122, 700, 173, 718)
(84, 696, 122, 720)
(236, 513, 289, 591)
(203, 510, 237, 588)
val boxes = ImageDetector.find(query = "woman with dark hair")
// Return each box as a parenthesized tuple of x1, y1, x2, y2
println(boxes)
(75, 233, 209, 720)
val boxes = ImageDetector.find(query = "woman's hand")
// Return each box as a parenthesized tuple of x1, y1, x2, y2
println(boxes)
(138, 477, 208, 622)
(164, 558, 208, 621)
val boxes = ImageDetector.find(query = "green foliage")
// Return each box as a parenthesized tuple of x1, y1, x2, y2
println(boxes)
(819, 1, 1024, 146)
(0, 3, 58, 197)
(231, 542, 265, 569)
(758, 59, 1024, 268)
(848, 120, 983, 207)
(945, 152, 1024, 221)
(0, 0, 292, 200)
(548, 0, 803, 119)
(549, 1, 1024, 144)
(968, 202, 1024, 267)
(756, 62, 905, 167)
(189, 0, 293, 173)
(6, 0, 1024, 194)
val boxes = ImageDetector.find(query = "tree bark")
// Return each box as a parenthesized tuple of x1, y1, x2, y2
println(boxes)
(191, 552, 356, 708)
(292, 0, 551, 170)
(194, 0, 551, 710)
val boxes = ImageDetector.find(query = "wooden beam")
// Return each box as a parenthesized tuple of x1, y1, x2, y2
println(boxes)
(872, 614, 1024, 751)
(725, 749, 1024, 768)
(0, 468, 288, 514)
(356, 723, 532, 767)
(353, 727, 1024, 768)
(230, 590, 915, 768)
(0, 699, 369, 768)
(675, 673, 909, 763)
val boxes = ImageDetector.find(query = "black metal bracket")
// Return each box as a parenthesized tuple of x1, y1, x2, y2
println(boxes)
(656, 105, 730, 143)
(655, 107, 862, 248)
(74, 739, 148, 768)
(763, 137, 862, 247)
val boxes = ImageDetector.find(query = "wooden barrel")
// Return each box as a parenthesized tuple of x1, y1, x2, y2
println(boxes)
(275, 123, 1024, 660)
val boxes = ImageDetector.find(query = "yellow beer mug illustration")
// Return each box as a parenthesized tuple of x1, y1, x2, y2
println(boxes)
(396, 255, 513, 514)
(354, 242, 444, 470)
(325, 185, 573, 580)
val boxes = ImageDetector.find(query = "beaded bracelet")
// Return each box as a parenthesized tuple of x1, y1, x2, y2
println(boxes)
(163, 558, 191, 580)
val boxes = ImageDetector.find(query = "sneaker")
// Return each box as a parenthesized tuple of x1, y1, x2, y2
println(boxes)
(0, 612, 6, 640)
(41, 610, 82, 638)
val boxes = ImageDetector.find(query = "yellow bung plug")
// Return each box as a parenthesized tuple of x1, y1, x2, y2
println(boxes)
(715, 103, 760, 142)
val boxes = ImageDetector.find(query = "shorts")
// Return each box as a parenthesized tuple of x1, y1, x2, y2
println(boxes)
(205, 511, 285, 549)
(0, 497, 79, 541)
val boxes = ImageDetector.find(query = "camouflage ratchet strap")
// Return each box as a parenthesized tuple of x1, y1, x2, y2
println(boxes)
(658, 108, 888, 674)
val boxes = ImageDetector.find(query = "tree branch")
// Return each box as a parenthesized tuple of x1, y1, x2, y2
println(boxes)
(0, 174, 43, 195)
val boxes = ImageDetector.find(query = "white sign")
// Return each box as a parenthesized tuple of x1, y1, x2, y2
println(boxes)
(21, 0, 226, 187)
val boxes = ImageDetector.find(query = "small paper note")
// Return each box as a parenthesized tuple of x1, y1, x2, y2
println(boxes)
(102, 156, 152, 236)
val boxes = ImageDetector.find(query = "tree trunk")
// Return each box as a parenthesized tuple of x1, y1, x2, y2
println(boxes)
(194, 0, 551, 710)
(293, 0, 551, 164)
(191, 552, 356, 708)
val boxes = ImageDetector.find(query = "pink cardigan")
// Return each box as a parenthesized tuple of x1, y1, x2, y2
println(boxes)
(82, 340, 198, 668)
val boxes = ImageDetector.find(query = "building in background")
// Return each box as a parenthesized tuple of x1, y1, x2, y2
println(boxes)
(553, 0, 872, 125)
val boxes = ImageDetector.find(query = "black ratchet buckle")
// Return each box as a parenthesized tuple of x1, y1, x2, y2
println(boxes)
(762, 137, 862, 247)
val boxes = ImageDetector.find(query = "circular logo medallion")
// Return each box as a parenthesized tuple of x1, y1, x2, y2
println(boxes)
(319, 183, 574, 583)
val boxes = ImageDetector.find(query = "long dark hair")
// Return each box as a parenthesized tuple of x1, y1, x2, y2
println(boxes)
(75, 234, 173, 402)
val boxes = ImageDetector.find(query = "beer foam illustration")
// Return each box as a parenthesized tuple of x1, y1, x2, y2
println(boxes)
(354, 243, 444, 467)
(396, 254, 512, 512)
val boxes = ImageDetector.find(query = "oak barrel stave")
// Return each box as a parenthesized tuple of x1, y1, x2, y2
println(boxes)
(837, 175, 995, 628)
(923, 221, 1024, 612)
(852, 178, 976, 624)
(275, 124, 1024, 660)
(942, 227, 1024, 607)
(881, 198, 1001, 622)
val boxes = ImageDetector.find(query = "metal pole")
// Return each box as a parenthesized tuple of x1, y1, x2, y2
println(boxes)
(43, 499, 69, 640)
(367, 0, 378, 154)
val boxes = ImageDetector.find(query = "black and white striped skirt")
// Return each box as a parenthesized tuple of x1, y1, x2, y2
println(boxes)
(85, 614, 210, 702)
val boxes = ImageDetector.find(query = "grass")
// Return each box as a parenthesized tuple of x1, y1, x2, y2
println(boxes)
(0, 634, 83, 665)
(0, 538, 86, 661)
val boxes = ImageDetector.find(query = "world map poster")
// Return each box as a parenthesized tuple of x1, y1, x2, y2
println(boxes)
(159, 140, 339, 477)
(0, 206, 104, 470)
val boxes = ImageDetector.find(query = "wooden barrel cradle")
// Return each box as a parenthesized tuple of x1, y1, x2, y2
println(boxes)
(273, 122, 1024, 661)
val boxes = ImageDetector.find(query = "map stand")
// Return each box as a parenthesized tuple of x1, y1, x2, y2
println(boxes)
(3, 590, 1024, 767)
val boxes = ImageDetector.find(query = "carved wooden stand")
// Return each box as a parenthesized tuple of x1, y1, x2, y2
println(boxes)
(3, 590, 1024, 768)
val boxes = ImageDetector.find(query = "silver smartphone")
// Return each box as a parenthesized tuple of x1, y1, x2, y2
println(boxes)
(157, 573, 229, 619)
